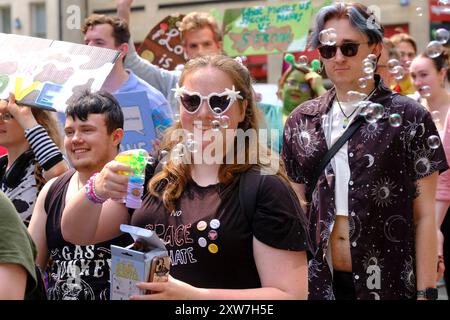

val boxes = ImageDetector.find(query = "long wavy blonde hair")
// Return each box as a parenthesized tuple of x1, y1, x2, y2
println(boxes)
(149, 54, 286, 212)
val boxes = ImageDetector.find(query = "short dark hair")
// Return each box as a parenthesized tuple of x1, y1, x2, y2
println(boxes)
(309, 2, 384, 49)
(65, 90, 124, 134)
(81, 14, 130, 46)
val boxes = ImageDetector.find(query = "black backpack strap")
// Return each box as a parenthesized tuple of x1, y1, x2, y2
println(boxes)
(308, 116, 363, 201)
(239, 167, 266, 227)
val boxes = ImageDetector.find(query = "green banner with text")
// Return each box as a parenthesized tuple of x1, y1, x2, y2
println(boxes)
(222, 1, 313, 56)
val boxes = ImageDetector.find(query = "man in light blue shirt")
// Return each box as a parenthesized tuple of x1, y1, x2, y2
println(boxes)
(81, 13, 173, 139)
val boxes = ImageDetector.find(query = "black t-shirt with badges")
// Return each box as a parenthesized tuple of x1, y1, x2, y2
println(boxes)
(131, 171, 309, 289)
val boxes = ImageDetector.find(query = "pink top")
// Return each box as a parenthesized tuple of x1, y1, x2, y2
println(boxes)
(437, 111, 450, 201)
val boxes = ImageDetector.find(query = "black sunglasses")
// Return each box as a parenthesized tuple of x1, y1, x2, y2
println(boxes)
(318, 42, 368, 59)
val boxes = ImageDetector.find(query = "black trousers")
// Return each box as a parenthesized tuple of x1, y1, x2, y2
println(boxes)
(333, 270, 356, 300)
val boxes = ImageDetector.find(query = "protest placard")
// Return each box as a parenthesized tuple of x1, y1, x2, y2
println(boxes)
(115, 91, 156, 153)
(137, 14, 186, 71)
(0, 33, 119, 112)
(222, 1, 313, 56)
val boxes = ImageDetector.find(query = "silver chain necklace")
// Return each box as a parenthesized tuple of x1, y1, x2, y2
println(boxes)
(335, 87, 377, 129)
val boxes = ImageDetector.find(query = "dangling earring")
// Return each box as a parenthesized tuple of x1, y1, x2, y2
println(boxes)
(317, 62, 324, 74)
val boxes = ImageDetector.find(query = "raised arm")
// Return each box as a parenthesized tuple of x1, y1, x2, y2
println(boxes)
(117, 0, 180, 112)
(61, 161, 132, 245)
(6, 93, 68, 181)
(116, 0, 132, 24)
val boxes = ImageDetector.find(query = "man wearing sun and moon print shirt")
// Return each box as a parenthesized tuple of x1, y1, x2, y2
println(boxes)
(282, 2, 449, 300)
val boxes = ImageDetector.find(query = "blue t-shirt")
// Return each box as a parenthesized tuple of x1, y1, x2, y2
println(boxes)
(116, 70, 173, 138)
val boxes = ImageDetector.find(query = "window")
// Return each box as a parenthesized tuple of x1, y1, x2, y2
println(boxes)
(0, 6, 11, 33)
(30, 3, 46, 38)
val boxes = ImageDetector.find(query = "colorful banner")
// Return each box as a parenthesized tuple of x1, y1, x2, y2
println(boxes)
(137, 14, 187, 71)
(222, 1, 313, 56)
(0, 33, 120, 112)
(114, 91, 157, 153)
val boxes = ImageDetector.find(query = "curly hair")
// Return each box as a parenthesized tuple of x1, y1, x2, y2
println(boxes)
(81, 14, 130, 46)
(178, 12, 222, 44)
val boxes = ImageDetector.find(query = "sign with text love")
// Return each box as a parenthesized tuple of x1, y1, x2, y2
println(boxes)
(0, 33, 120, 112)
(137, 14, 186, 71)
(222, 1, 313, 56)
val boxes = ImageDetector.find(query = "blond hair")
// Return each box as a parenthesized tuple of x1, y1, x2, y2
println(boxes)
(178, 12, 222, 44)
(148, 55, 285, 212)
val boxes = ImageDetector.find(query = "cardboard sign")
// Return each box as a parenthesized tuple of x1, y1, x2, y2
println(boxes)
(114, 91, 157, 153)
(0, 33, 120, 112)
(137, 14, 187, 71)
(222, 1, 313, 56)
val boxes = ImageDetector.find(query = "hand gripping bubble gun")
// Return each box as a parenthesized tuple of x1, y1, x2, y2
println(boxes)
(115, 149, 149, 209)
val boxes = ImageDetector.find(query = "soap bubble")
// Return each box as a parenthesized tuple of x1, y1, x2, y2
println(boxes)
(431, 111, 441, 124)
(436, 28, 450, 44)
(159, 150, 169, 165)
(426, 41, 443, 58)
(357, 101, 371, 116)
(416, 7, 423, 17)
(419, 85, 431, 98)
(186, 139, 199, 153)
(393, 66, 405, 80)
(367, 54, 377, 62)
(427, 135, 441, 149)
(220, 115, 230, 129)
(364, 103, 384, 123)
(388, 59, 400, 73)
(211, 119, 221, 131)
(213, 107, 223, 116)
(388, 113, 402, 127)
(347, 90, 367, 104)
(171, 143, 186, 164)
(319, 28, 337, 46)
(147, 156, 155, 166)
(298, 55, 309, 67)
(358, 78, 368, 88)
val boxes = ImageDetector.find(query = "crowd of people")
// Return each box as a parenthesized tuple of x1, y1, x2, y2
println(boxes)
(0, 0, 449, 301)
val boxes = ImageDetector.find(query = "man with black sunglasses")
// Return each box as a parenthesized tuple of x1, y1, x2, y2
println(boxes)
(282, 2, 448, 300)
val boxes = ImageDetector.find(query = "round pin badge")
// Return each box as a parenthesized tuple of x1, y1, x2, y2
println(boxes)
(208, 243, 219, 254)
(198, 237, 207, 248)
(210, 219, 220, 229)
(197, 220, 207, 231)
(208, 230, 218, 241)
